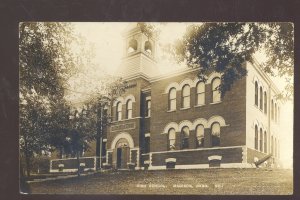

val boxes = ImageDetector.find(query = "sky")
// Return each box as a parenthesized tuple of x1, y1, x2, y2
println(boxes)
(70, 22, 293, 168)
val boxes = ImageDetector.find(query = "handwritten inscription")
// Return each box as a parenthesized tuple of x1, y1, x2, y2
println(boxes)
(136, 183, 224, 189)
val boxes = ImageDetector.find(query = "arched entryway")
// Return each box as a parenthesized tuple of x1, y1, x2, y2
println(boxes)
(111, 133, 134, 169)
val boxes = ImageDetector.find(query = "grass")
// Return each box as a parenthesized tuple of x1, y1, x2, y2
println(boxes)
(27, 168, 293, 195)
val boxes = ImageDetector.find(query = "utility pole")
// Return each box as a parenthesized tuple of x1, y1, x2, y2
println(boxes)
(99, 105, 103, 170)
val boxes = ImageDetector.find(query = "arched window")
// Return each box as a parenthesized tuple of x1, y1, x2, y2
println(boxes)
(116, 102, 122, 121)
(196, 124, 204, 148)
(211, 122, 220, 147)
(212, 78, 221, 103)
(168, 128, 176, 150)
(146, 100, 151, 117)
(128, 39, 137, 53)
(259, 87, 263, 110)
(275, 103, 277, 123)
(182, 84, 190, 108)
(259, 128, 263, 152)
(181, 126, 189, 149)
(264, 92, 267, 114)
(264, 131, 267, 153)
(126, 99, 133, 119)
(196, 82, 205, 105)
(144, 41, 152, 54)
(271, 100, 274, 120)
(255, 125, 258, 150)
(168, 87, 176, 111)
(255, 81, 258, 106)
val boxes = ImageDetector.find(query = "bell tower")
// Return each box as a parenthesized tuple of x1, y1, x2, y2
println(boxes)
(116, 23, 159, 79)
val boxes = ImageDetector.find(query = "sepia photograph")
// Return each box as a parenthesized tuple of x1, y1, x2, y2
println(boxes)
(19, 22, 293, 195)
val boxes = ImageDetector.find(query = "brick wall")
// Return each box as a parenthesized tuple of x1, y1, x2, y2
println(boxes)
(150, 70, 247, 152)
(150, 147, 243, 166)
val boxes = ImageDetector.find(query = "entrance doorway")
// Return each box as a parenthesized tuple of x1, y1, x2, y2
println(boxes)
(115, 138, 130, 169)
(116, 146, 130, 169)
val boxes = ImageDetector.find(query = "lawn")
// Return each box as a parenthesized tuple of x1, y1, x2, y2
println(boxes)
(27, 168, 293, 195)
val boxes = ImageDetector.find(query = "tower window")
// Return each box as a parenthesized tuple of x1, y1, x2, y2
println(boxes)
(182, 84, 190, 108)
(128, 39, 137, 53)
(196, 82, 205, 105)
(144, 41, 152, 54)
(181, 126, 189, 149)
(168, 87, 176, 111)
(212, 77, 221, 103)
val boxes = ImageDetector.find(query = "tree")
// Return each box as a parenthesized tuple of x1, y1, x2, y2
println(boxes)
(19, 92, 51, 177)
(163, 23, 294, 100)
(19, 22, 77, 176)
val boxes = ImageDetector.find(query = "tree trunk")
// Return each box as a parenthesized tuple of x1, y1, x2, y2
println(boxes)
(24, 138, 31, 177)
(25, 152, 31, 177)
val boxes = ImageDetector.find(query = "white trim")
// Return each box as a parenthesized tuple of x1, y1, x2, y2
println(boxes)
(166, 110, 176, 113)
(113, 97, 125, 106)
(80, 163, 86, 167)
(149, 153, 153, 167)
(165, 158, 176, 163)
(162, 122, 179, 134)
(178, 120, 193, 130)
(145, 133, 151, 137)
(194, 104, 205, 107)
(144, 160, 150, 164)
(110, 132, 135, 149)
(193, 77, 206, 87)
(148, 165, 166, 170)
(151, 146, 244, 155)
(179, 78, 195, 88)
(207, 115, 227, 127)
(103, 138, 107, 142)
(164, 82, 180, 94)
(207, 72, 222, 83)
(175, 164, 209, 169)
(208, 155, 222, 161)
(147, 163, 252, 170)
(50, 156, 97, 162)
(111, 116, 141, 123)
(192, 118, 208, 129)
(209, 101, 222, 105)
(50, 168, 95, 173)
(124, 94, 136, 103)
(146, 96, 151, 100)
(179, 107, 191, 110)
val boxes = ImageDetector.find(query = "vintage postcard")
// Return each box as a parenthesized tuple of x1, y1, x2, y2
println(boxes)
(19, 22, 293, 195)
